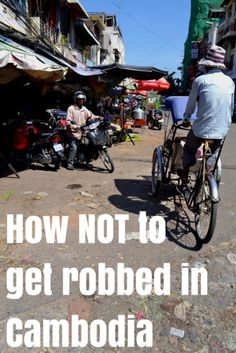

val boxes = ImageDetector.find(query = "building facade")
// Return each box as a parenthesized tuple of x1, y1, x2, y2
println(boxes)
(216, 0, 236, 78)
(0, 1, 126, 68)
(0, 1, 118, 68)
(89, 12, 125, 65)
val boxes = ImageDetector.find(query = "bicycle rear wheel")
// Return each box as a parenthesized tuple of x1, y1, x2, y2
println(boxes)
(194, 175, 217, 243)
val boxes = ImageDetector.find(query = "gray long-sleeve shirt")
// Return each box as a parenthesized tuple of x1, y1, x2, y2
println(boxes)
(184, 68, 235, 139)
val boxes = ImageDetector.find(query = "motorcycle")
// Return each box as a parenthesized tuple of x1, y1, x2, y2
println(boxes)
(45, 108, 68, 142)
(70, 118, 115, 173)
(147, 109, 164, 130)
(2, 118, 65, 170)
(46, 109, 114, 173)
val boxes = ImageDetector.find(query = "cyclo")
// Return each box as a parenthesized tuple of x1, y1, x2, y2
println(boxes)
(151, 96, 223, 244)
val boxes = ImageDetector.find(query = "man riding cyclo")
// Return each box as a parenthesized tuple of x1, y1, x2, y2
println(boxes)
(177, 45, 235, 187)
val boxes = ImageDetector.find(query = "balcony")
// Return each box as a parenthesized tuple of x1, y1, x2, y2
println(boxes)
(30, 17, 84, 65)
(222, 22, 236, 38)
(218, 22, 236, 45)
(30, 17, 57, 44)
(66, 0, 89, 19)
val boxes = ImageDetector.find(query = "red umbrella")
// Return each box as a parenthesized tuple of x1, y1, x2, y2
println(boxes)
(135, 78, 170, 91)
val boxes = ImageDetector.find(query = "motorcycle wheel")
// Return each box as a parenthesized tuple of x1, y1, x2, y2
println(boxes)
(107, 136, 113, 147)
(44, 162, 60, 171)
(99, 150, 114, 173)
(148, 121, 154, 129)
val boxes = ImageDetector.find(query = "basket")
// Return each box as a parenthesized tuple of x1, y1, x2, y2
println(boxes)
(87, 130, 108, 146)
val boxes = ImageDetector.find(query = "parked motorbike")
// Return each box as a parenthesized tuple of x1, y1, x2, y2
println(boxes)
(46, 108, 67, 124)
(147, 109, 163, 130)
(46, 108, 68, 142)
(70, 118, 115, 173)
(2, 118, 64, 170)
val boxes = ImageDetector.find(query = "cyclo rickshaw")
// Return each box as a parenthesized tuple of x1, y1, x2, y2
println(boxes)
(151, 96, 223, 244)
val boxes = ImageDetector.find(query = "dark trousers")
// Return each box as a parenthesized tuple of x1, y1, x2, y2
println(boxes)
(67, 137, 78, 165)
(183, 130, 222, 168)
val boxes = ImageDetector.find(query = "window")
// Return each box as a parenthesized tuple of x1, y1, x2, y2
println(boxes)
(106, 17, 113, 27)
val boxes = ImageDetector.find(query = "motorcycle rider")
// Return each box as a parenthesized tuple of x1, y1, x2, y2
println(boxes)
(178, 45, 235, 185)
(66, 91, 97, 170)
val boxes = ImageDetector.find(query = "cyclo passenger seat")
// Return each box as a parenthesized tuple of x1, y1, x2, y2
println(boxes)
(164, 96, 199, 173)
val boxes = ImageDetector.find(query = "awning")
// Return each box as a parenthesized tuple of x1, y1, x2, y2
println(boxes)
(70, 64, 103, 76)
(75, 21, 100, 46)
(0, 3, 26, 35)
(0, 35, 67, 84)
(66, 0, 89, 19)
(90, 63, 168, 81)
(38, 47, 103, 76)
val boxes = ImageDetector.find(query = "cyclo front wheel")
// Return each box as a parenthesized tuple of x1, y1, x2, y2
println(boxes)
(194, 174, 217, 244)
(99, 149, 114, 173)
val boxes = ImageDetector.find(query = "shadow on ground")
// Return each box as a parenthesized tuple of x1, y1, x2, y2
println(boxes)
(109, 176, 203, 251)
(0, 158, 21, 178)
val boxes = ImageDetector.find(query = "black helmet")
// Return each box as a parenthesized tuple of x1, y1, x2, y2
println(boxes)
(74, 90, 86, 102)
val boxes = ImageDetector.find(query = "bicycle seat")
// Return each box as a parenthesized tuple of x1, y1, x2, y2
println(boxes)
(202, 139, 214, 144)
(202, 140, 215, 153)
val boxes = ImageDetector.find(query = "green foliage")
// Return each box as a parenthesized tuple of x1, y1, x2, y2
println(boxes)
(0, 190, 15, 201)
(60, 34, 69, 45)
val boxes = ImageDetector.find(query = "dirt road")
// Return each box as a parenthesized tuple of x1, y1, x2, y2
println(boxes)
(0, 127, 235, 353)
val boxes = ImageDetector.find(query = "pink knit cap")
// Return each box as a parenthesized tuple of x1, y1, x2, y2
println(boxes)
(198, 45, 226, 70)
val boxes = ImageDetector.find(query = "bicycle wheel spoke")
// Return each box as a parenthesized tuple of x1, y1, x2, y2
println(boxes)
(151, 148, 162, 197)
(100, 150, 114, 173)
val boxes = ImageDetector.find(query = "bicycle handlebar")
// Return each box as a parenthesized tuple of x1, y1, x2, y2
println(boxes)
(173, 120, 192, 129)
